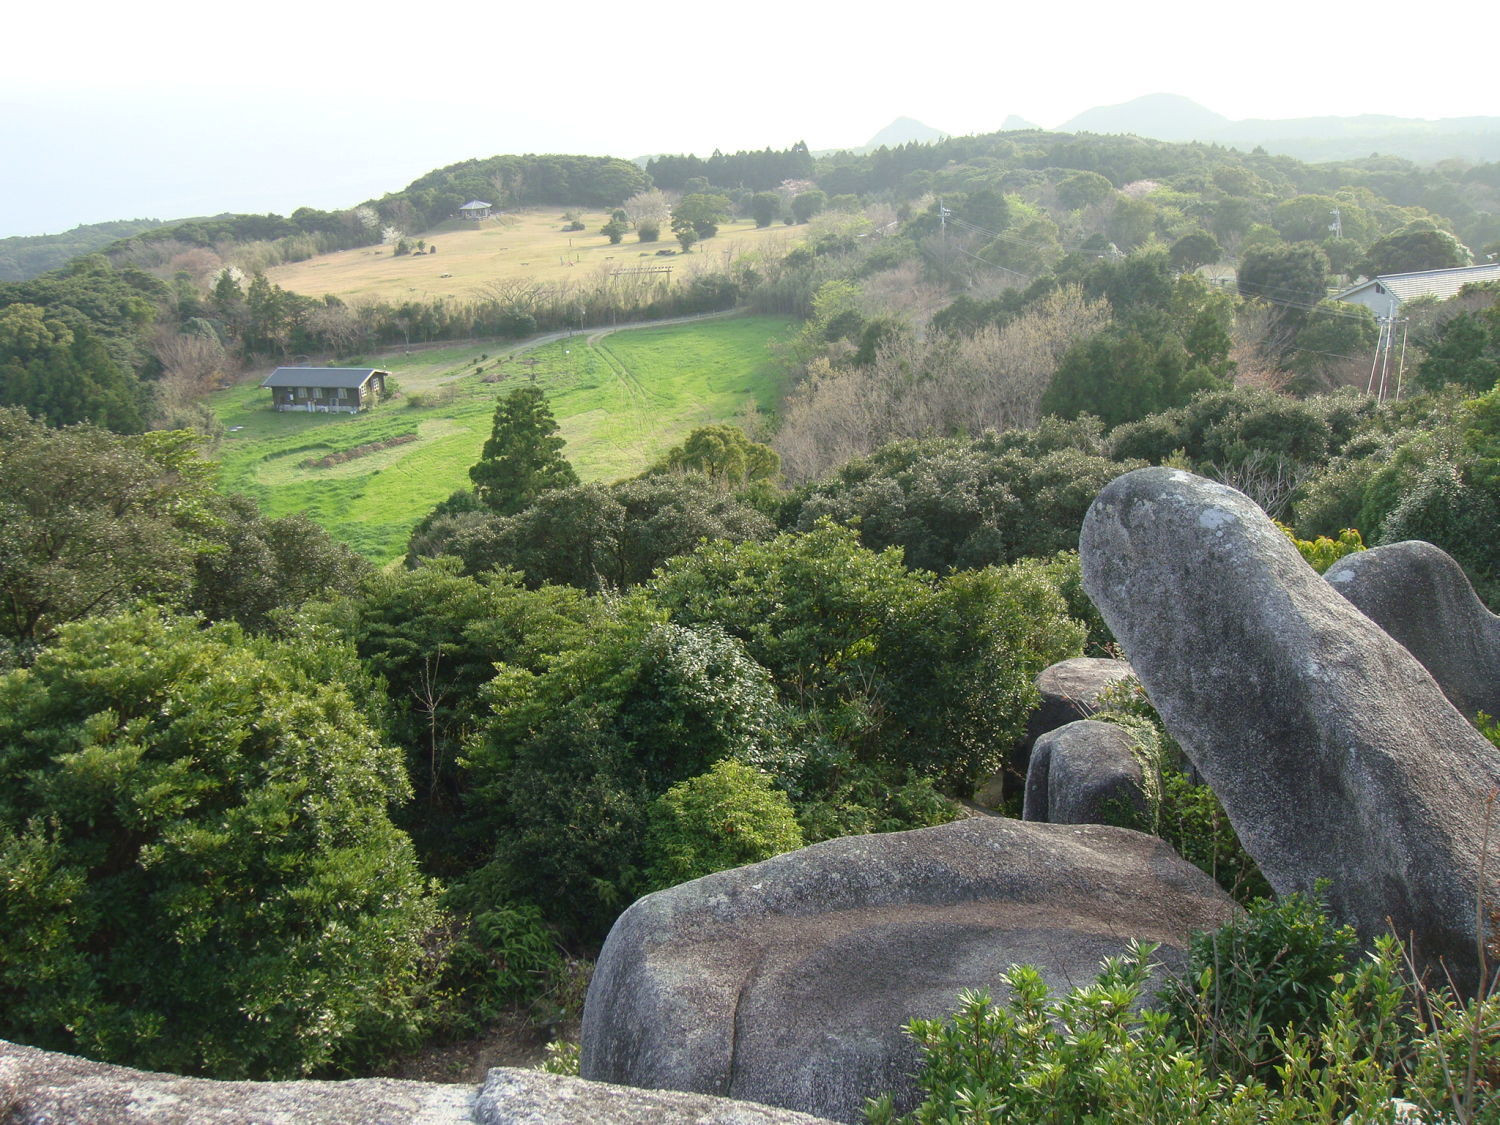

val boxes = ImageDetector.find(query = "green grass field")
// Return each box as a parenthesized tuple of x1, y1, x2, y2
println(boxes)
(211, 315, 791, 562)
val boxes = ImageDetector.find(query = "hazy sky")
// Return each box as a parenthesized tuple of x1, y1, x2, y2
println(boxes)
(3, 0, 1494, 238)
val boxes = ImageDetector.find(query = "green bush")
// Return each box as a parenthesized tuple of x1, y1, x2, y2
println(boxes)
(793, 764, 958, 843)
(433, 903, 567, 1033)
(1160, 891, 1362, 1087)
(652, 521, 1085, 794)
(1279, 523, 1365, 573)
(1152, 770, 1273, 905)
(869, 898, 1496, 1123)
(0, 610, 440, 1078)
(643, 759, 805, 890)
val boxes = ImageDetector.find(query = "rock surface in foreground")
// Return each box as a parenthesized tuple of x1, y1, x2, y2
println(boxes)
(1081, 467, 1500, 991)
(1326, 539, 1500, 722)
(0, 1039, 837, 1125)
(580, 817, 1239, 1123)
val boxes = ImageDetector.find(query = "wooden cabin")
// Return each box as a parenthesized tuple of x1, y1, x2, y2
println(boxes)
(260, 367, 389, 413)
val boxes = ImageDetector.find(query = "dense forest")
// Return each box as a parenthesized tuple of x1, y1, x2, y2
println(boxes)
(0, 218, 168, 282)
(4, 124, 1500, 1115)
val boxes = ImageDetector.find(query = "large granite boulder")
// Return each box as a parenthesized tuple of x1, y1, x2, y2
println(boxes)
(1326, 540, 1500, 721)
(580, 817, 1239, 1122)
(979, 656, 1134, 807)
(1023, 719, 1149, 825)
(1028, 657, 1135, 740)
(0, 1039, 839, 1125)
(1080, 467, 1500, 992)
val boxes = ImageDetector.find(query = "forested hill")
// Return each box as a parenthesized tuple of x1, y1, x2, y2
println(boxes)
(3, 126, 1498, 445)
(74, 133, 1500, 282)
(0, 218, 168, 282)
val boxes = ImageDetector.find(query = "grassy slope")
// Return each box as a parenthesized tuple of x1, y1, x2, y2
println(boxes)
(211, 316, 791, 562)
(263, 208, 799, 303)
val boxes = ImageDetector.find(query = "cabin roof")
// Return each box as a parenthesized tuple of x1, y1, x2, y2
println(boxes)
(260, 367, 387, 389)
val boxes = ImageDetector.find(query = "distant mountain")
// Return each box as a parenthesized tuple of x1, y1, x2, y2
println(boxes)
(1000, 114, 1041, 132)
(1061, 94, 1231, 142)
(0, 218, 170, 282)
(1056, 93, 1500, 164)
(862, 117, 948, 150)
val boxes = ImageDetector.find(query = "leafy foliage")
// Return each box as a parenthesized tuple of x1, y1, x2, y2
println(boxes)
(409, 474, 773, 593)
(1090, 677, 1269, 903)
(871, 896, 1498, 1124)
(188, 492, 372, 633)
(462, 603, 785, 942)
(789, 423, 1138, 574)
(643, 759, 805, 891)
(432, 903, 568, 1033)
(309, 559, 597, 873)
(1042, 324, 1229, 427)
(0, 303, 147, 431)
(0, 408, 220, 651)
(0, 610, 440, 1078)
(1161, 891, 1362, 1088)
(652, 521, 1085, 794)
(647, 424, 780, 485)
(1415, 307, 1500, 395)
(1359, 228, 1472, 278)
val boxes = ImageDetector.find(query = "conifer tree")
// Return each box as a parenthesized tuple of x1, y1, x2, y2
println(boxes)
(469, 385, 578, 514)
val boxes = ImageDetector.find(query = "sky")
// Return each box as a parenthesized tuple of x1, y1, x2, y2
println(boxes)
(3, 0, 1495, 238)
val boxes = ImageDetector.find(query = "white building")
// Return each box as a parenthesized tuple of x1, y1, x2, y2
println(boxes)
(1335, 262, 1500, 319)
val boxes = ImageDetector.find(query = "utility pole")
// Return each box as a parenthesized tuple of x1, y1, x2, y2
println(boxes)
(1329, 208, 1342, 240)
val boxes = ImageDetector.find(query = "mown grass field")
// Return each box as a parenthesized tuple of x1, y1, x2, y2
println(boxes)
(210, 315, 791, 562)
(263, 208, 800, 303)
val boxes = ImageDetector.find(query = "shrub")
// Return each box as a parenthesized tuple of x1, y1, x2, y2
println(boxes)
(0, 610, 440, 1078)
(433, 903, 567, 1033)
(652, 521, 1085, 794)
(869, 906, 1471, 1124)
(866, 943, 1234, 1124)
(1280, 523, 1365, 572)
(1160, 890, 1362, 1087)
(643, 759, 805, 890)
(793, 764, 957, 843)
(1091, 676, 1270, 904)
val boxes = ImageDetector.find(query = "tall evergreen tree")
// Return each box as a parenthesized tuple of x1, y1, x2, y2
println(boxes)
(469, 385, 578, 514)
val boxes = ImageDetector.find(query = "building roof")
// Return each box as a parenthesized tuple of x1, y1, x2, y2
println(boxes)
(458, 200, 492, 210)
(260, 367, 386, 389)
(1336, 262, 1500, 307)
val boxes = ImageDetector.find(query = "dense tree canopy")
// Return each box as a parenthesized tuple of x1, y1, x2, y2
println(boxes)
(0, 303, 147, 431)
(0, 611, 439, 1078)
(1358, 227, 1471, 278)
(1414, 308, 1500, 394)
(411, 473, 772, 592)
(0, 409, 219, 653)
